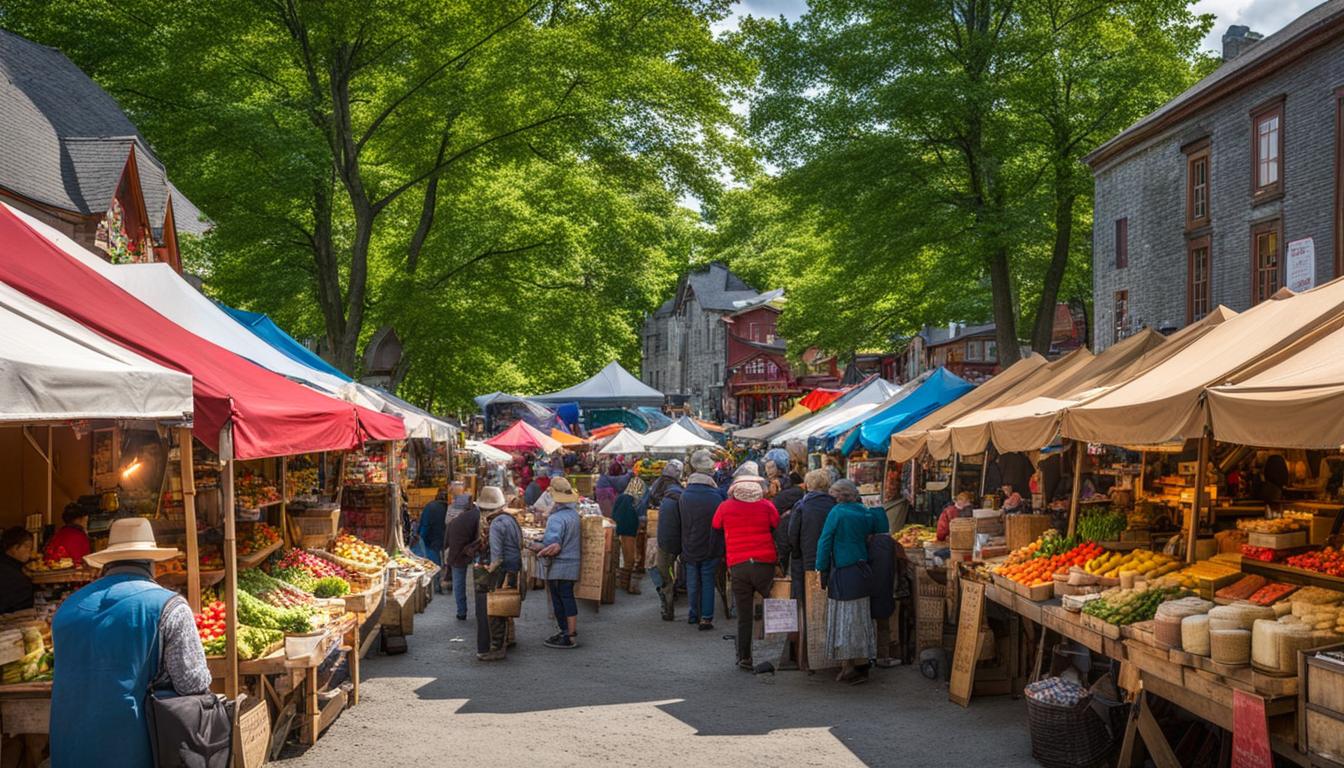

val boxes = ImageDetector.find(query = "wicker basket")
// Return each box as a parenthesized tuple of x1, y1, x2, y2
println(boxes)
(915, 568, 946, 598)
(1025, 694, 1129, 768)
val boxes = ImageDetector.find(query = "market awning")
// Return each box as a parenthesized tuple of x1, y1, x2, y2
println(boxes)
(769, 378, 901, 447)
(485, 420, 562, 454)
(550, 428, 588, 447)
(598, 427, 647, 455)
(798, 387, 849, 411)
(218, 303, 349, 381)
(888, 353, 1050, 462)
(587, 422, 625, 441)
(674, 416, 718, 443)
(1061, 283, 1344, 446)
(531, 361, 665, 408)
(0, 281, 193, 422)
(837, 368, 975, 454)
(464, 440, 512, 463)
(642, 422, 717, 452)
(0, 203, 405, 458)
(732, 404, 812, 443)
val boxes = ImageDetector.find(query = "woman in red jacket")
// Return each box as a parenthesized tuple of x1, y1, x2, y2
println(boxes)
(45, 504, 91, 566)
(712, 462, 779, 671)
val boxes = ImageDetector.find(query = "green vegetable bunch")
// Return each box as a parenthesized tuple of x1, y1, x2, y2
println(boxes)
(1082, 586, 1186, 625)
(237, 590, 313, 633)
(272, 566, 317, 592)
(1035, 530, 1080, 558)
(313, 576, 350, 598)
(1078, 508, 1126, 542)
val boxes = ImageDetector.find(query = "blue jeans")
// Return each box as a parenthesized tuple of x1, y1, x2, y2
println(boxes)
(453, 566, 468, 617)
(549, 579, 577, 635)
(685, 559, 718, 622)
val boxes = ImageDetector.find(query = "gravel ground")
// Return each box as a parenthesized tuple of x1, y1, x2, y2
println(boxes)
(277, 584, 1038, 767)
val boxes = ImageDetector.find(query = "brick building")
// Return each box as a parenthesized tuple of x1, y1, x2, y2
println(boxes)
(1087, 6, 1344, 349)
(0, 28, 206, 271)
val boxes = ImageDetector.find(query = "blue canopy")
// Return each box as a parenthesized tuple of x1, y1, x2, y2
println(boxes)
(840, 368, 975, 455)
(218, 303, 350, 381)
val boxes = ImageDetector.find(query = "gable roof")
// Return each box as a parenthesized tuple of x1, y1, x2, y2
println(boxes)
(531, 361, 665, 408)
(676, 261, 764, 312)
(1086, 0, 1344, 169)
(926, 323, 996, 349)
(0, 28, 207, 234)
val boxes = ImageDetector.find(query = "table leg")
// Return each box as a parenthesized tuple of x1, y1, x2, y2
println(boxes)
(1135, 692, 1181, 768)
(347, 623, 361, 707)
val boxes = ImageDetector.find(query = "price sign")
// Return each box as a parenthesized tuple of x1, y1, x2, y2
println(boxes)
(1287, 238, 1316, 293)
(763, 598, 798, 634)
(1231, 689, 1272, 768)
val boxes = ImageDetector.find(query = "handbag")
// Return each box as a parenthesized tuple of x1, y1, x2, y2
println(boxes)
(487, 580, 523, 618)
(146, 596, 234, 767)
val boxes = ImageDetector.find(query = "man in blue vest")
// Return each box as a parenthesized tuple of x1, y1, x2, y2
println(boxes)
(51, 517, 211, 767)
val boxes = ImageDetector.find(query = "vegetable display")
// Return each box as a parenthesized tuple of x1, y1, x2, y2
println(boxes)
(1082, 585, 1187, 625)
(194, 600, 285, 660)
(273, 566, 318, 592)
(237, 589, 313, 633)
(239, 523, 281, 556)
(1084, 549, 1182, 579)
(238, 568, 315, 608)
(997, 541, 1104, 586)
(313, 577, 351, 598)
(276, 548, 351, 580)
(1076, 508, 1127, 543)
(1286, 546, 1344, 577)
(331, 534, 389, 568)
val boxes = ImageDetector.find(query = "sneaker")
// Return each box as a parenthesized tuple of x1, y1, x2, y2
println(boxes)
(476, 649, 506, 662)
(737, 658, 754, 671)
(456, 614, 467, 621)
(544, 635, 577, 649)
(687, 616, 698, 625)
(698, 621, 714, 632)
(545, 632, 565, 645)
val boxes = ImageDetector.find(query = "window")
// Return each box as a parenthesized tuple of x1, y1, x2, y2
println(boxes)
(1252, 219, 1282, 305)
(1115, 218, 1129, 268)
(985, 340, 998, 363)
(1187, 236, 1211, 323)
(1113, 290, 1129, 343)
(1252, 99, 1284, 198)
(1185, 140, 1210, 229)
(965, 340, 983, 362)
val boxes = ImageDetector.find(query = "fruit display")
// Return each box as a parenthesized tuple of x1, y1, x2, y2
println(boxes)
(194, 600, 285, 660)
(198, 546, 224, 570)
(155, 556, 187, 579)
(2, 628, 51, 683)
(234, 470, 281, 509)
(1035, 530, 1081, 558)
(195, 599, 228, 647)
(894, 524, 936, 549)
(239, 523, 282, 557)
(1082, 585, 1187, 625)
(330, 533, 389, 569)
(1237, 517, 1309, 534)
(1286, 547, 1344, 577)
(285, 458, 321, 498)
(276, 548, 351, 581)
(997, 541, 1104, 587)
(1083, 548, 1182, 580)
(1153, 559, 1241, 593)
(25, 551, 74, 573)
(633, 458, 668, 480)
(1076, 507, 1127, 543)
(238, 568, 315, 608)
(237, 589, 314, 633)
(1241, 545, 1282, 563)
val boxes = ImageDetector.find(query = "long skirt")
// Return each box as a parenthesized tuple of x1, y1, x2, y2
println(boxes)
(825, 596, 876, 662)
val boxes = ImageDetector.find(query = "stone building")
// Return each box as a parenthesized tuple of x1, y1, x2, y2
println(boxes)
(1087, 6, 1344, 349)
(0, 28, 207, 271)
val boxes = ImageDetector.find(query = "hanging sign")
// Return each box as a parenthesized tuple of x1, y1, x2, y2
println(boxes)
(1287, 238, 1316, 293)
(1231, 689, 1272, 768)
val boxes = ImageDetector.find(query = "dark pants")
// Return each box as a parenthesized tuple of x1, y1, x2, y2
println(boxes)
(549, 579, 577, 636)
(730, 561, 776, 662)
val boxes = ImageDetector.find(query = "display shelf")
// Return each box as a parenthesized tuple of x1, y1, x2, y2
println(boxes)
(1241, 558, 1344, 592)
(27, 567, 97, 585)
(237, 539, 283, 569)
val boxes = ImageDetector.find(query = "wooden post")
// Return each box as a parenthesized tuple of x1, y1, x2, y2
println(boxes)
(951, 453, 960, 496)
(1067, 443, 1085, 539)
(279, 458, 289, 549)
(1137, 449, 1147, 501)
(979, 452, 990, 497)
(180, 428, 201, 612)
(1187, 434, 1210, 563)
(45, 427, 52, 525)
(220, 427, 240, 699)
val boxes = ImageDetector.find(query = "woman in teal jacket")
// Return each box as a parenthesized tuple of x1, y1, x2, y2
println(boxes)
(815, 479, 888, 684)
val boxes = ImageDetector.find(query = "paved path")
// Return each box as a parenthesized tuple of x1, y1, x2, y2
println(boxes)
(279, 585, 1037, 767)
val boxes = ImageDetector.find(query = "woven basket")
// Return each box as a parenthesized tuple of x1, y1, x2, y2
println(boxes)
(1025, 694, 1129, 768)
(487, 585, 522, 618)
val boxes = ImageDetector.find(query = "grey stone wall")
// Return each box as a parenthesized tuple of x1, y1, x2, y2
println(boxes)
(641, 296, 728, 417)
(1093, 40, 1344, 349)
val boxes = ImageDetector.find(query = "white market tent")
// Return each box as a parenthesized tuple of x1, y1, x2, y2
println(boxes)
(598, 427, 647, 455)
(0, 281, 193, 421)
(465, 440, 513, 463)
(6, 204, 454, 442)
(532, 361, 664, 408)
(641, 422, 717, 452)
(768, 378, 901, 446)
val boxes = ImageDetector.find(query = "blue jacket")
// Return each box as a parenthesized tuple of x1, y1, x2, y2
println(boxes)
(678, 478, 725, 563)
(487, 512, 523, 573)
(655, 484, 685, 554)
(612, 494, 641, 537)
(815, 502, 887, 573)
(417, 499, 448, 551)
(541, 503, 582, 581)
(51, 570, 175, 768)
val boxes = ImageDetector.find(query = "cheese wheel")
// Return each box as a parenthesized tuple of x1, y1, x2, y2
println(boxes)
(1182, 614, 1211, 656)
(1210, 628, 1251, 665)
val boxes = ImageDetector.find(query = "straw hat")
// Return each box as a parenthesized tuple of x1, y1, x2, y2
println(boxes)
(84, 518, 179, 568)
(548, 476, 580, 503)
(477, 486, 507, 511)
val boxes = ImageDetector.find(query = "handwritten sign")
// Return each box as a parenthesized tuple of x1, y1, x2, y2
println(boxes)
(1231, 689, 1272, 768)
(574, 515, 608, 602)
(763, 598, 798, 634)
(949, 580, 985, 707)
(1287, 238, 1316, 293)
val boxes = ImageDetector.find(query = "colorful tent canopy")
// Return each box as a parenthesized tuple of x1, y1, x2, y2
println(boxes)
(485, 421, 562, 454)
(532, 361, 664, 408)
(732, 403, 812, 443)
(0, 203, 404, 458)
(798, 387, 849, 411)
(838, 368, 975, 454)
(769, 378, 900, 447)
(218, 303, 349, 381)
(598, 427, 647, 455)
(550, 428, 588, 447)
(465, 440, 512, 463)
(642, 422, 717, 452)
(0, 281, 193, 422)
(1061, 283, 1344, 446)
(588, 422, 625, 441)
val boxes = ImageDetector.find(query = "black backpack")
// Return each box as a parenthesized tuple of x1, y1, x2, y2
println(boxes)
(146, 596, 234, 767)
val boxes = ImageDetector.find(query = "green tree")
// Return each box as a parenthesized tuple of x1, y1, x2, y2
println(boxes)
(740, 0, 1213, 361)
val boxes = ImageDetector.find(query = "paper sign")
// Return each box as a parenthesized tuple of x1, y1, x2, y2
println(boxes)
(1231, 689, 1272, 768)
(1287, 238, 1316, 293)
(763, 598, 798, 634)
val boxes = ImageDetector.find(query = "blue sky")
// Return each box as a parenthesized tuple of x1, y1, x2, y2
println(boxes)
(724, 0, 1321, 50)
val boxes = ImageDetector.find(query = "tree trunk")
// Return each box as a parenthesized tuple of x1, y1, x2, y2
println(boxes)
(987, 244, 1021, 366)
(1031, 163, 1077, 354)
(310, 176, 350, 372)
(335, 208, 374, 374)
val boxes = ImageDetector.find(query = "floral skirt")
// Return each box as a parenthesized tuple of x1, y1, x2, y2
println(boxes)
(825, 596, 876, 661)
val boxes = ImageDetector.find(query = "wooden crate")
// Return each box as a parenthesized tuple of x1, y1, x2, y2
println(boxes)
(1303, 645, 1344, 764)
(948, 519, 976, 551)
(1005, 514, 1052, 551)
(233, 693, 271, 768)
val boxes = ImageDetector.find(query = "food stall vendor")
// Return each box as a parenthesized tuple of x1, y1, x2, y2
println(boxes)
(0, 527, 34, 614)
(45, 503, 91, 565)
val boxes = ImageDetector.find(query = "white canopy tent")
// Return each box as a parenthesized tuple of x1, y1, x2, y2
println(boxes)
(641, 423, 717, 452)
(531, 361, 665, 408)
(5, 204, 455, 442)
(0, 281, 193, 422)
(598, 427, 647, 455)
(464, 440, 513, 463)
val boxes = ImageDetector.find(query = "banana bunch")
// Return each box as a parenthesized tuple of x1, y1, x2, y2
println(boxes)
(1084, 548, 1182, 579)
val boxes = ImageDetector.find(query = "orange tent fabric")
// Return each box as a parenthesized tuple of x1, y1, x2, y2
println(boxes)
(588, 423, 624, 440)
(550, 428, 588, 447)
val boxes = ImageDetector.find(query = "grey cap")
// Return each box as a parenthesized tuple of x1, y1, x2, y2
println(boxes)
(662, 459, 685, 478)
(690, 449, 715, 473)
(829, 478, 860, 500)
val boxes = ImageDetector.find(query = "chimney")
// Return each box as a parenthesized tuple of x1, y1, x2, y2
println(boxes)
(1222, 25, 1263, 62)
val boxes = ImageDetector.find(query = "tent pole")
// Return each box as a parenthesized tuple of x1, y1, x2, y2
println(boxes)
(280, 456, 289, 549)
(1067, 444, 1085, 539)
(1187, 434, 1211, 563)
(1137, 450, 1147, 501)
(951, 453, 959, 496)
(45, 427, 52, 525)
(220, 427, 239, 699)
(180, 428, 200, 612)
(979, 451, 990, 498)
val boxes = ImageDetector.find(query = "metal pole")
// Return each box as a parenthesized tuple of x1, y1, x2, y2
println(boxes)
(1067, 444, 1085, 539)
(220, 427, 239, 699)
(180, 428, 201, 612)
(979, 451, 990, 497)
(45, 427, 52, 524)
(279, 457, 289, 549)
(1187, 434, 1211, 563)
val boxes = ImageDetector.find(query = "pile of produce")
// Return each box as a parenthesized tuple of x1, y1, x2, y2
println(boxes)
(1248, 582, 1297, 605)
(998, 541, 1104, 587)
(313, 577, 350, 598)
(1035, 531, 1082, 558)
(392, 553, 426, 571)
(277, 548, 351, 581)
(237, 590, 314, 633)
(1082, 585, 1187, 625)
(331, 534, 389, 568)
(1241, 545, 1282, 563)
(272, 566, 318, 592)
(193, 600, 286, 660)
(1077, 507, 1127, 542)
(235, 470, 281, 508)
(286, 462, 320, 497)
(1286, 547, 1344, 577)
(1083, 548, 1182, 579)
(2, 628, 51, 683)
(633, 458, 668, 480)
(239, 523, 282, 557)
(1237, 517, 1309, 533)
(199, 546, 223, 570)
(1215, 574, 1269, 601)
(238, 568, 315, 608)
(1153, 559, 1241, 593)
(894, 524, 936, 549)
